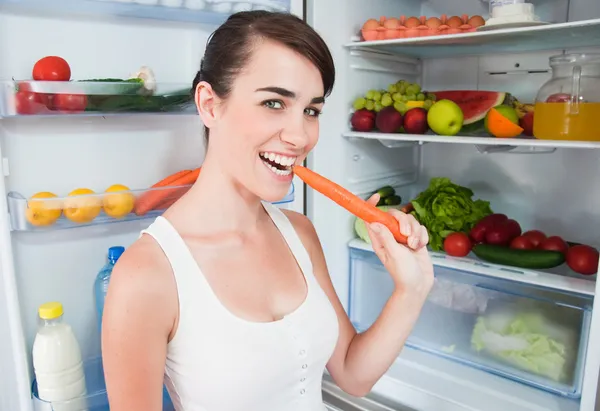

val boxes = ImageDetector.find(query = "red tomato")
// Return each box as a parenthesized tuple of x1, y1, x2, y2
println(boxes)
(522, 230, 547, 248)
(510, 235, 535, 250)
(52, 94, 87, 113)
(479, 213, 508, 226)
(444, 232, 472, 257)
(470, 214, 508, 243)
(504, 219, 522, 239)
(17, 82, 54, 109)
(32, 56, 71, 81)
(566, 245, 599, 275)
(539, 236, 569, 255)
(14, 91, 46, 115)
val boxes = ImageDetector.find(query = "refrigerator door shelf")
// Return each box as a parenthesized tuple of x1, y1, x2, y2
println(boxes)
(0, 0, 289, 24)
(0, 81, 196, 118)
(31, 356, 175, 411)
(348, 246, 592, 399)
(7, 183, 295, 231)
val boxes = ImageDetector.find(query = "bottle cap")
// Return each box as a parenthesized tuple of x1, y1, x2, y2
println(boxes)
(38, 302, 63, 320)
(108, 246, 125, 262)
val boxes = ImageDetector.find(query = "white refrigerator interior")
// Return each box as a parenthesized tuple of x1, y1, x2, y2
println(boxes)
(0, 0, 599, 410)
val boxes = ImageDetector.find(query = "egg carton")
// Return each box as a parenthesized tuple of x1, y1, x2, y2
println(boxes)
(361, 14, 486, 41)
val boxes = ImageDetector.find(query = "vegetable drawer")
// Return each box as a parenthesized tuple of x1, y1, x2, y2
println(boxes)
(32, 356, 174, 411)
(347, 246, 592, 399)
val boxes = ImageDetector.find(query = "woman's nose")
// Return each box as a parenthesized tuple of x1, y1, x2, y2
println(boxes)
(280, 117, 310, 148)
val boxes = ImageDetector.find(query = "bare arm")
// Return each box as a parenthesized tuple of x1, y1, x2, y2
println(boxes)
(284, 201, 433, 397)
(101, 237, 178, 411)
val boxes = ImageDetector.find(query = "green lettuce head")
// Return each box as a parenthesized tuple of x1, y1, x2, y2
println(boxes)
(410, 177, 493, 251)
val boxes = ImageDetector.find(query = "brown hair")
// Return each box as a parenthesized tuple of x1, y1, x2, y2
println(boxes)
(191, 10, 336, 143)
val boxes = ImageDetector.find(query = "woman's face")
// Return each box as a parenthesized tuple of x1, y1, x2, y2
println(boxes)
(196, 39, 325, 203)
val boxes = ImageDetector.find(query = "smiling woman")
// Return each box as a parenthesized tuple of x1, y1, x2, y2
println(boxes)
(101, 10, 434, 411)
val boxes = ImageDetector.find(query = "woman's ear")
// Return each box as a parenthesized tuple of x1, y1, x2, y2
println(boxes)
(195, 81, 219, 128)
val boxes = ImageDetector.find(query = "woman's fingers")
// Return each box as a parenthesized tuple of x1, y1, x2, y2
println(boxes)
(388, 209, 428, 250)
(366, 193, 380, 206)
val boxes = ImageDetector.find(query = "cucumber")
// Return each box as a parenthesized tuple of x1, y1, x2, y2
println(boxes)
(472, 244, 565, 269)
(375, 185, 395, 198)
(384, 195, 402, 206)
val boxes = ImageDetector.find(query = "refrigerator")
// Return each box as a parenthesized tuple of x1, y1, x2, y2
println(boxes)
(0, 0, 599, 410)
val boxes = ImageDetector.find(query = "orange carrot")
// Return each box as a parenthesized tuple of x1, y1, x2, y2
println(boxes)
(135, 168, 201, 216)
(151, 169, 193, 188)
(292, 165, 408, 245)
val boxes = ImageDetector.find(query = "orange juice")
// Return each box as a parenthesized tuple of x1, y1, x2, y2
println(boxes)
(533, 102, 600, 141)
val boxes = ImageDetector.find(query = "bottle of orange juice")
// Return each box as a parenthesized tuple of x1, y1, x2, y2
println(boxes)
(533, 53, 600, 142)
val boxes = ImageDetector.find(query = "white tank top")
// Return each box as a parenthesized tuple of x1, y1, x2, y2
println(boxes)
(140, 202, 340, 411)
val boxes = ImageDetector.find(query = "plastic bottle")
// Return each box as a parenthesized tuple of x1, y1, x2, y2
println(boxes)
(32, 302, 87, 410)
(94, 246, 125, 333)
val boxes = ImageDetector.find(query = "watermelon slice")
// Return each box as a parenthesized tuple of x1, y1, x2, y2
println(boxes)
(430, 90, 508, 125)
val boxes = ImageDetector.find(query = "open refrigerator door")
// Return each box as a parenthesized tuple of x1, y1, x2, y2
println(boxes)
(0, 1, 303, 410)
(306, 0, 600, 410)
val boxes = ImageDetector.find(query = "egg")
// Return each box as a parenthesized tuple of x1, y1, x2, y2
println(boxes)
(446, 15, 463, 28)
(384, 17, 401, 29)
(362, 18, 382, 31)
(425, 16, 442, 29)
(468, 15, 486, 28)
(405, 16, 420, 28)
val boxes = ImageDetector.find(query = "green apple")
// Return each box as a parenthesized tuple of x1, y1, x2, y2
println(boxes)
(427, 99, 464, 136)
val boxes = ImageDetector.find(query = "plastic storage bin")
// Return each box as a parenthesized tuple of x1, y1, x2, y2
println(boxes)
(32, 356, 175, 411)
(348, 245, 592, 398)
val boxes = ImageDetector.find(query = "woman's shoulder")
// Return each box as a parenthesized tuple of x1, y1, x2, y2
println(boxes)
(104, 234, 178, 333)
(280, 209, 322, 258)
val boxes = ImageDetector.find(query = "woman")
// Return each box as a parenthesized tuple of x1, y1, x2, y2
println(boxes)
(102, 10, 434, 411)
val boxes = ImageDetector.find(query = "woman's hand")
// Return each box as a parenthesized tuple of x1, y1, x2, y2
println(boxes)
(365, 194, 434, 298)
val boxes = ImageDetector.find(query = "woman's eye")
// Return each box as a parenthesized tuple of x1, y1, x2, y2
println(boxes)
(264, 100, 283, 109)
(304, 107, 321, 117)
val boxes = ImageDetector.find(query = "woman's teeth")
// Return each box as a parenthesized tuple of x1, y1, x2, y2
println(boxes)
(259, 152, 295, 176)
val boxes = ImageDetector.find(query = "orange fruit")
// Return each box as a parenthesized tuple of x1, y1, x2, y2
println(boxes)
(63, 188, 102, 224)
(25, 192, 62, 227)
(486, 107, 524, 138)
(103, 184, 135, 219)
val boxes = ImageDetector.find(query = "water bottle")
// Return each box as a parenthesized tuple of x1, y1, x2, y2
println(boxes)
(94, 246, 125, 333)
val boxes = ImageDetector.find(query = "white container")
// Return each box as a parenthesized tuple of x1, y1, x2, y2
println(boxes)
(32, 302, 87, 411)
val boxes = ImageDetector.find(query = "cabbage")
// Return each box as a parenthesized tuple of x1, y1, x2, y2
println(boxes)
(471, 299, 581, 383)
(354, 205, 400, 243)
(409, 177, 493, 251)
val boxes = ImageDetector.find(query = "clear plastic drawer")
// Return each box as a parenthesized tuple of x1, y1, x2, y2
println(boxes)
(348, 246, 592, 399)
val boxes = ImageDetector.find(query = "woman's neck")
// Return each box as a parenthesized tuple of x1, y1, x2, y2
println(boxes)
(168, 154, 267, 236)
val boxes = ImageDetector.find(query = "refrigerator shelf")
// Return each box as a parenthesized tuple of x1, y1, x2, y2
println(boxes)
(348, 239, 596, 296)
(0, 0, 289, 25)
(343, 131, 600, 150)
(348, 246, 592, 399)
(32, 356, 175, 411)
(7, 183, 295, 231)
(345, 18, 600, 59)
(0, 80, 196, 118)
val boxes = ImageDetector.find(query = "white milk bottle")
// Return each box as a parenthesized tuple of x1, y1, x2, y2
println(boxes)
(32, 302, 88, 411)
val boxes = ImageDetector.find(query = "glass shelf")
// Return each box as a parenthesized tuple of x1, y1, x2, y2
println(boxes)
(343, 131, 600, 150)
(349, 239, 596, 296)
(345, 19, 600, 59)
(0, 0, 289, 25)
(0, 80, 196, 118)
(8, 182, 295, 231)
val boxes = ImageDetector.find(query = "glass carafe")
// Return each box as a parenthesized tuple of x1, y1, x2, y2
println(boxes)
(534, 53, 600, 141)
